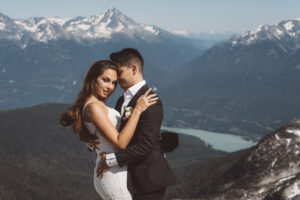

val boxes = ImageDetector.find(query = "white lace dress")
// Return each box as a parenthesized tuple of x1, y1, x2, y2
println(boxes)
(82, 101, 132, 200)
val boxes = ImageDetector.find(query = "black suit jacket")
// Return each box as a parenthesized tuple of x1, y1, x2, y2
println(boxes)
(115, 85, 177, 195)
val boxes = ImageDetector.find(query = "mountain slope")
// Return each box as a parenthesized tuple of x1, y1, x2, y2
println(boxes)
(198, 120, 300, 200)
(0, 104, 97, 199)
(0, 103, 225, 199)
(166, 120, 300, 200)
(163, 19, 300, 139)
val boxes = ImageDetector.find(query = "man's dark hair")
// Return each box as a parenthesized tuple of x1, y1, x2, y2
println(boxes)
(110, 48, 144, 72)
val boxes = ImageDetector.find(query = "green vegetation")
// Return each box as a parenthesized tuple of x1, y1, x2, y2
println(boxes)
(0, 103, 242, 199)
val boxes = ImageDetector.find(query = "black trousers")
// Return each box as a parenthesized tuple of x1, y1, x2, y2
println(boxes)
(133, 188, 166, 200)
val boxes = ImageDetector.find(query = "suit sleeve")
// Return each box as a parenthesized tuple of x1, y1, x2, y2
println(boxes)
(115, 99, 163, 167)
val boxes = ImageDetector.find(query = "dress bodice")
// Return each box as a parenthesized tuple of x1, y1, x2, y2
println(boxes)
(82, 101, 121, 154)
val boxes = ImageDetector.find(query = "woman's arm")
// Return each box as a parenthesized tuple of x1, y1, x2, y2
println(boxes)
(84, 89, 157, 149)
(115, 99, 163, 167)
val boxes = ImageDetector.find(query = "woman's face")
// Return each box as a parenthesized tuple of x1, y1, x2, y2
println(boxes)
(95, 68, 118, 99)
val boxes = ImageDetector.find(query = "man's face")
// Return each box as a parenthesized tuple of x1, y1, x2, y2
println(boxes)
(117, 65, 134, 91)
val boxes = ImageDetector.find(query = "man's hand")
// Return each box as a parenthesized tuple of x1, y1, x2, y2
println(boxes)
(81, 131, 100, 151)
(96, 153, 110, 178)
(85, 139, 100, 151)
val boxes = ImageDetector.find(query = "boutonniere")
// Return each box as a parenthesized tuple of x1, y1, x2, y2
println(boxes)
(123, 106, 133, 120)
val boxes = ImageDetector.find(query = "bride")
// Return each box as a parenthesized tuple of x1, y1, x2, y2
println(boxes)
(60, 60, 157, 200)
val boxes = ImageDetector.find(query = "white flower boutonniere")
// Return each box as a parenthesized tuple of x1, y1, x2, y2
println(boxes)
(123, 106, 133, 120)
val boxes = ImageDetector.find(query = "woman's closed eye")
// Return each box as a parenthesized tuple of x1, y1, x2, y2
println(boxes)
(112, 80, 118, 86)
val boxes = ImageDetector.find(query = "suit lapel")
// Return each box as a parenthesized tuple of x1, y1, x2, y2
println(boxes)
(115, 96, 124, 114)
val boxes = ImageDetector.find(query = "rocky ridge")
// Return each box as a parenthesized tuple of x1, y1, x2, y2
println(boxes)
(207, 120, 300, 200)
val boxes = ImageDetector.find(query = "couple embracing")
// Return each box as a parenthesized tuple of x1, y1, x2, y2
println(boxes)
(60, 48, 177, 200)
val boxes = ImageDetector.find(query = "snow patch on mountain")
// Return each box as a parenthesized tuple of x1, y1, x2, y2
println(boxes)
(0, 22, 5, 30)
(284, 182, 300, 199)
(284, 21, 294, 31)
(141, 24, 159, 35)
(287, 129, 300, 137)
(47, 17, 66, 25)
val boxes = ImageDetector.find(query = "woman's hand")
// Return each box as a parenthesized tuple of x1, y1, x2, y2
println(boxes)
(135, 88, 158, 113)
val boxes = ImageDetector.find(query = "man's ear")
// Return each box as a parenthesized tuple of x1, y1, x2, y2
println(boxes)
(131, 64, 138, 75)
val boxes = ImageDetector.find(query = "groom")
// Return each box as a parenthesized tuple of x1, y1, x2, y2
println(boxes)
(97, 48, 177, 199)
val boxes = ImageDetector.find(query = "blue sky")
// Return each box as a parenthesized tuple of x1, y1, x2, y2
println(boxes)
(1, 0, 299, 33)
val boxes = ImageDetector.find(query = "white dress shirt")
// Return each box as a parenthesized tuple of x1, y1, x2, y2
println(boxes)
(106, 80, 146, 167)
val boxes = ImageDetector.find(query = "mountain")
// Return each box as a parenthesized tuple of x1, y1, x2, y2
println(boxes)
(0, 104, 97, 199)
(0, 13, 22, 40)
(0, 8, 166, 43)
(169, 30, 236, 49)
(0, 8, 207, 111)
(167, 120, 300, 200)
(3, 103, 299, 200)
(200, 120, 300, 200)
(0, 8, 204, 56)
(0, 103, 225, 199)
(163, 19, 300, 139)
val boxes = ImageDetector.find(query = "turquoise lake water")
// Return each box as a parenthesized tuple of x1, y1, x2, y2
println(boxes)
(161, 126, 257, 152)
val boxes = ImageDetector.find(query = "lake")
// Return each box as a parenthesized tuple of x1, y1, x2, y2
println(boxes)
(161, 126, 257, 152)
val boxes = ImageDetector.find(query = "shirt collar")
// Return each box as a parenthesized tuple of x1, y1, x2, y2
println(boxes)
(124, 80, 146, 97)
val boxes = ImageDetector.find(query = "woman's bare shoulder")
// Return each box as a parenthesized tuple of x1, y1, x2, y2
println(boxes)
(84, 101, 108, 121)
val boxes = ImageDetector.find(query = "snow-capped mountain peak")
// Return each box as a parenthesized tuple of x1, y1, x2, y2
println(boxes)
(101, 7, 136, 28)
(0, 8, 162, 43)
(230, 19, 300, 51)
(0, 13, 23, 40)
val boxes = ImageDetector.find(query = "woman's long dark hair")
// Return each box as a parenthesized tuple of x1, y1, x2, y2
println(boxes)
(59, 60, 117, 142)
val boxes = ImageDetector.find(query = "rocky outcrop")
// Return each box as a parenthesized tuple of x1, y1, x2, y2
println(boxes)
(209, 120, 300, 200)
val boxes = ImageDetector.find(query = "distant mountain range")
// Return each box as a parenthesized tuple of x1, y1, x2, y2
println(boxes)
(163, 19, 300, 139)
(0, 8, 229, 47)
(0, 8, 207, 110)
(1, 8, 300, 139)
(184, 31, 237, 41)
(0, 8, 171, 43)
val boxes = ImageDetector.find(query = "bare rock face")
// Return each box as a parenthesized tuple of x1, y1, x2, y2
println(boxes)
(211, 120, 300, 200)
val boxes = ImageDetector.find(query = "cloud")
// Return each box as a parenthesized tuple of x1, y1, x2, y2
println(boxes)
(167, 29, 189, 36)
